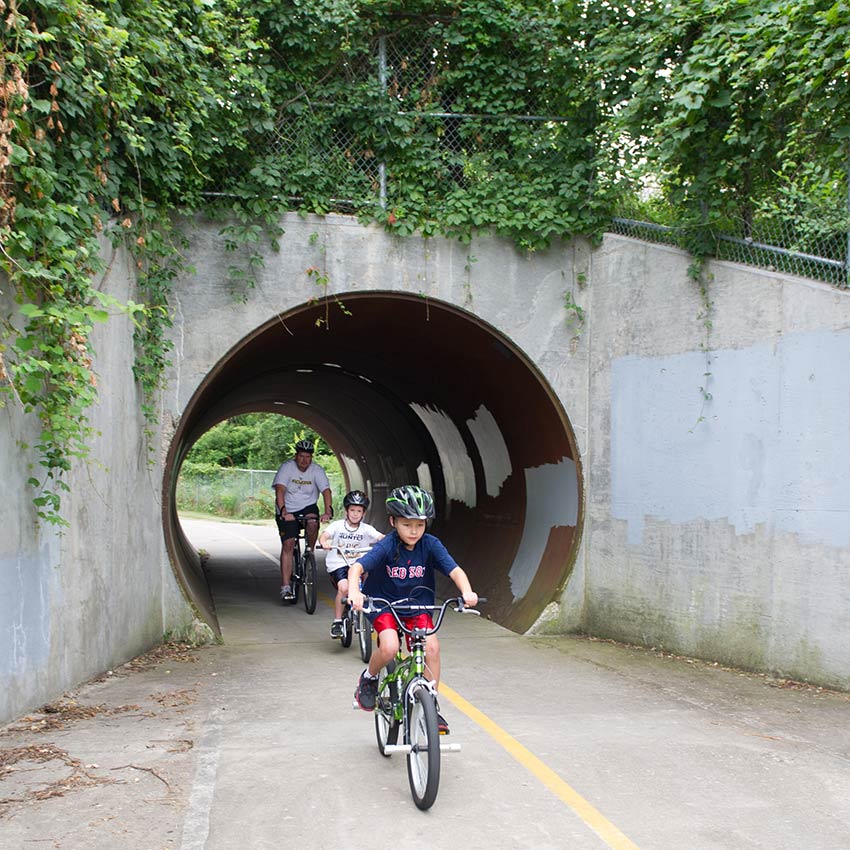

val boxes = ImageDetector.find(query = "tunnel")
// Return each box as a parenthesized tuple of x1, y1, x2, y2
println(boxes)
(163, 292, 583, 636)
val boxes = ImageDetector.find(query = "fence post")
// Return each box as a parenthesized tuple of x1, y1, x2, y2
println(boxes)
(378, 34, 387, 209)
(845, 148, 850, 287)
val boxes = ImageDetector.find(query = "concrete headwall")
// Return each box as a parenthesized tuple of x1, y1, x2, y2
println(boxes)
(0, 246, 195, 724)
(2, 216, 849, 724)
(576, 237, 850, 688)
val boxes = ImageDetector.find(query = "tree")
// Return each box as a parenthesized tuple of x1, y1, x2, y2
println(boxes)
(587, 0, 850, 245)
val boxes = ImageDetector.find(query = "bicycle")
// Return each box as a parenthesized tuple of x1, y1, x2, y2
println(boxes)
(287, 515, 318, 615)
(318, 544, 373, 661)
(359, 594, 485, 810)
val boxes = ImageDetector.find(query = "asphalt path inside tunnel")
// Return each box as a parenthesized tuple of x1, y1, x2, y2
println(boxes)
(180, 518, 850, 850)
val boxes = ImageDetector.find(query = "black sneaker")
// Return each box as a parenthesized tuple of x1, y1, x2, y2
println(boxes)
(355, 671, 378, 711)
(330, 621, 343, 639)
(437, 712, 450, 735)
(280, 585, 295, 602)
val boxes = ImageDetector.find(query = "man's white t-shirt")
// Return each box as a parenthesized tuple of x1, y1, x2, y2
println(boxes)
(323, 519, 384, 573)
(271, 459, 330, 513)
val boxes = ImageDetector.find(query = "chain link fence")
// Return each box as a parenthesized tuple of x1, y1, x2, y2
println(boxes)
(239, 24, 850, 289)
(177, 467, 346, 521)
(611, 216, 849, 288)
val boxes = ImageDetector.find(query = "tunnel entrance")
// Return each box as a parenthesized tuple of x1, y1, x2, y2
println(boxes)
(163, 292, 582, 635)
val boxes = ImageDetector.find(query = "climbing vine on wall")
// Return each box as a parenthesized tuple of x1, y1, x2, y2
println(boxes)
(0, 0, 278, 524)
(3, 0, 850, 525)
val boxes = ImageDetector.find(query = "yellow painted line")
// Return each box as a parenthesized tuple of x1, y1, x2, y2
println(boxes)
(440, 682, 641, 850)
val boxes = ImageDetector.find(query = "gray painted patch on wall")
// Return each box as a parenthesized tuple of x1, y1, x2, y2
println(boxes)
(0, 551, 53, 678)
(466, 404, 511, 498)
(508, 458, 579, 599)
(411, 402, 477, 507)
(612, 329, 850, 547)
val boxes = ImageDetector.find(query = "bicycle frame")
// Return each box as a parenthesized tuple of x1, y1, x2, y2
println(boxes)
(367, 596, 473, 753)
(288, 515, 318, 614)
(364, 594, 484, 809)
(325, 545, 374, 660)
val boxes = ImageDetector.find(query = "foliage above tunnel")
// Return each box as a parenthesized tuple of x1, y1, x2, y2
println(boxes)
(2, 0, 849, 524)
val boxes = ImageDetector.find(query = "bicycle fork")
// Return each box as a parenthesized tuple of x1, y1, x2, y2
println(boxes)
(381, 679, 461, 755)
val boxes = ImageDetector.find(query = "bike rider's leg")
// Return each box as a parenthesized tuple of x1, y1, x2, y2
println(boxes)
(334, 577, 349, 620)
(424, 633, 450, 734)
(355, 625, 399, 711)
(304, 514, 319, 549)
(424, 633, 441, 687)
(280, 537, 295, 589)
(368, 626, 400, 678)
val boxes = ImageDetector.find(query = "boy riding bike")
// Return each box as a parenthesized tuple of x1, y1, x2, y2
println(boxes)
(318, 490, 384, 639)
(346, 484, 478, 734)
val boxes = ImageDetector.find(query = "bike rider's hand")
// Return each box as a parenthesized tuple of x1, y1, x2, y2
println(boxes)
(349, 588, 365, 611)
(462, 591, 479, 607)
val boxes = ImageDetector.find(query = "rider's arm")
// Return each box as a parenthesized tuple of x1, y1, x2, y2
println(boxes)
(347, 561, 365, 608)
(320, 486, 332, 521)
(448, 566, 478, 607)
(318, 527, 333, 549)
(274, 483, 287, 514)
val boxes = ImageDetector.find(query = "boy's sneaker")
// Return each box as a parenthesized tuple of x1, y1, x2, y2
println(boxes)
(330, 620, 343, 639)
(355, 671, 378, 711)
(280, 585, 295, 602)
(437, 712, 450, 735)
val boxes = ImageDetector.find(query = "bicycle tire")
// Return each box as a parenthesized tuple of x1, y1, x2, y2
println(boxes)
(340, 605, 353, 648)
(406, 686, 441, 810)
(357, 610, 372, 663)
(302, 549, 317, 614)
(374, 660, 399, 757)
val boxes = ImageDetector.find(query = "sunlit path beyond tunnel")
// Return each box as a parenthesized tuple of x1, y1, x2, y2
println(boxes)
(164, 293, 582, 636)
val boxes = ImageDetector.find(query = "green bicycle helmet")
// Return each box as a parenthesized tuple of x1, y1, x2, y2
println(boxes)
(386, 485, 435, 521)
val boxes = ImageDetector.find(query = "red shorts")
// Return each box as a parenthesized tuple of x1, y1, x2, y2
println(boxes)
(374, 612, 434, 651)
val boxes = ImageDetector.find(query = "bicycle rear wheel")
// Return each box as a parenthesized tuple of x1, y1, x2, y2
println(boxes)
(302, 549, 317, 614)
(375, 660, 399, 757)
(357, 610, 372, 663)
(406, 686, 441, 810)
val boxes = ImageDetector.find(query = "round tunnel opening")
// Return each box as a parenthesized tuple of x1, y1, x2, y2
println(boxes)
(163, 292, 583, 635)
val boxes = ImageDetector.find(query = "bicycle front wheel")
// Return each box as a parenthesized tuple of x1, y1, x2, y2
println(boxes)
(289, 551, 301, 606)
(303, 549, 317, 614)
(357, 610, 372, 663)
(406, 686, 441, 810)
(375, 660, 399, 757)
(340, 606, 353, 648)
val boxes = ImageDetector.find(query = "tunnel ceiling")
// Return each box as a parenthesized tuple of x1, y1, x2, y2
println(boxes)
(166, 292, 582, 635)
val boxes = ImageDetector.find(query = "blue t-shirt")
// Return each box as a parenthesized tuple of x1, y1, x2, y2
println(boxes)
(359, 531, 458, 606)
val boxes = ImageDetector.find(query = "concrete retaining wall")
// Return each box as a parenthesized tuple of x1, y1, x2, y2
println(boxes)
(576, 237, 850, 688)
(0, 246, 195, 724)
(2, 216, 849, 724)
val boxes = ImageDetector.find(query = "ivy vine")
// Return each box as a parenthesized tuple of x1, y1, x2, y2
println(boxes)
(3, 0, 849, 525)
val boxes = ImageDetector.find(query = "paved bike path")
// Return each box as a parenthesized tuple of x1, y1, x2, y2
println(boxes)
(1, 518, 848, 850)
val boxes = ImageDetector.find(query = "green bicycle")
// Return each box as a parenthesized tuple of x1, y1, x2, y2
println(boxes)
(362, 594, 485, 810)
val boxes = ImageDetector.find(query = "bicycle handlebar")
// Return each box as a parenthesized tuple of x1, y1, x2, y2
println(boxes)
(355, 595, 487, 636)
